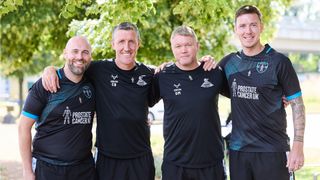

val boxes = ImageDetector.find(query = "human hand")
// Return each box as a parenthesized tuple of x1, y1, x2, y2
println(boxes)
(154, 62, 173, 74)
(23, 171, 35, 180)
(200, 55, 217, 71)
(282, 96, 290, 108)
(146, 119, 153, 127)
(287, 141, 304, 172)
(42, 66, 60, 93)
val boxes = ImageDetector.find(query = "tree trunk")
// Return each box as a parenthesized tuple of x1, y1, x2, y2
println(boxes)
(18, 76, 24, 114)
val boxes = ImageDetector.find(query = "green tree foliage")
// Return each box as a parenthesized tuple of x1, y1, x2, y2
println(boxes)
(0, 0, 86, 112)
(289, 53, 320, 72)
(1, 0, 293, 70)
(1, 0, 75, 75)
(0, 0, 293, 114)
(63, 0, 292, 65)
(0, 0, 23, 17)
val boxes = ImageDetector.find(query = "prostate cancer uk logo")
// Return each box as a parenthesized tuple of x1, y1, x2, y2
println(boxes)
(231, 78, 259, 100)
(63, 106, 92, 125)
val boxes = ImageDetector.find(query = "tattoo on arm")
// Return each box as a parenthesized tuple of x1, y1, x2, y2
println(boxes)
(290, 96, 306, 142)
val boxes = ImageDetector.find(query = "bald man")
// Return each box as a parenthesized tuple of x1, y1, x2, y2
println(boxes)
(18, 36, 96, 180)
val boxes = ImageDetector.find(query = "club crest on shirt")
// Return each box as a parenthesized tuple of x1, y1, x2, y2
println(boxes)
(201, 78, 214, 88)
(173, 83, 182, 96)
(256, 62, 268, 73)
(82, 86, 92, 99)
(137, 75, 147, 86)
(110, 74, 118, 87)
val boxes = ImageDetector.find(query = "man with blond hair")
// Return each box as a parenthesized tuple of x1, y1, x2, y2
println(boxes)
(153, 25, 228, 180)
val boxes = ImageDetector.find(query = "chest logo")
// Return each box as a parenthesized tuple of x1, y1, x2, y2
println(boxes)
(62, 106, 92, 125)
(173, 83, 182, 96)
(110, 74, 118, 87)
(63, 106, 72, 124)
(201, 78, 214, 88)
(231, 78, 259, 100)
(231, 78, 237, 97)
(256, 62, 268, 73)
(82, 86, 92, 99)
(137, 75, 147, 86)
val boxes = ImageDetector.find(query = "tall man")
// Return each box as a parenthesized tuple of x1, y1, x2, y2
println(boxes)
(18, 36, 95, 180)
(91, 22, 156, 180)
(153, 25, 228, 180)
(219, 5, 305, 180)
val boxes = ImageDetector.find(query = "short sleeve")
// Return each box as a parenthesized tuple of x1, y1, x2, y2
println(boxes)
(22, 78, 49, 121)
(218, 67, 230, 98)
(148, 73, 161, 107)
(277, 56, 302, 101)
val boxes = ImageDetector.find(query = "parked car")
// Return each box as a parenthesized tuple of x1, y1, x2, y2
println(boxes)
(148, 100, 164, 121)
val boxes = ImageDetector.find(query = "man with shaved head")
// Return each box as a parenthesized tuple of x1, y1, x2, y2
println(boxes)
(18, 36, 96, 180)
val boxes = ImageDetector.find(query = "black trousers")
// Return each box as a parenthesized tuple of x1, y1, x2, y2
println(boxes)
(34, 158, 95, 180)
(229, 150, 291, 180)
(161, 160, 226, 180)
(95, 151, 155, 180)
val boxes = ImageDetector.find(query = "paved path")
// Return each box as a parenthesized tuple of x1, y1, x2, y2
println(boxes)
(0, 124, 23, 180)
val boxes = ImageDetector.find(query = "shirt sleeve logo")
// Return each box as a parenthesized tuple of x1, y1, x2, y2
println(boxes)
(256, 62, 269, 73)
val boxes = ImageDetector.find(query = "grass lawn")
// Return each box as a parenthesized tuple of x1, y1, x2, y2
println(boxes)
(151, 131, 320, 179)
(0, 166, 3, 176)
(296, 166, 320, 179)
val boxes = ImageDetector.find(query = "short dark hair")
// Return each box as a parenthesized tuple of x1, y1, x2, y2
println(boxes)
(112, 22, 140, 42)
(235, 5, 262, 23)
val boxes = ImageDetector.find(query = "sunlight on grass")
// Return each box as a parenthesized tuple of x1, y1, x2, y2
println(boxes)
(296, 166, 320, 179)
(151, 131, 320, 179)
(151, 134, 164, 179)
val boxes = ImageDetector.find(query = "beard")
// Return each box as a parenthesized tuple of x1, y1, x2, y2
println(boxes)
(68, 61, 89, 75)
